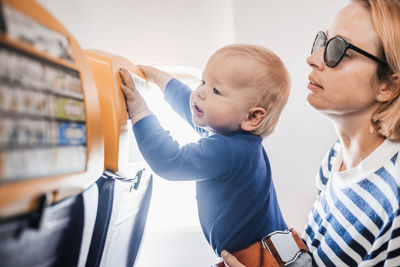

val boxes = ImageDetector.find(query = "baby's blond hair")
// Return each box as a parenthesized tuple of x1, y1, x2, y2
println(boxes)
(213, 44, 290, 137)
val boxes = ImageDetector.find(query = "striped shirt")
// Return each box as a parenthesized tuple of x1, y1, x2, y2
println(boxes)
(303, 139, 400, 266)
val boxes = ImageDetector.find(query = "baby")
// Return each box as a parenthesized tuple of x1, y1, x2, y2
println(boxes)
(120, 44, 290, 258)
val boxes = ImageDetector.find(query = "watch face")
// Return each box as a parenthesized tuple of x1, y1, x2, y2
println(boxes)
(269, 232, 300, 263)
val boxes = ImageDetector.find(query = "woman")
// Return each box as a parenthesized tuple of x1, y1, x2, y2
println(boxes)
(221, 0, 400, 266)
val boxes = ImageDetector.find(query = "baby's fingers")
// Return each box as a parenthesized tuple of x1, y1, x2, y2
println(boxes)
(221, 250, 246, 267)
(120, 83, 127, 94)
(120, 83, 135, 98)
(136, 65, 154, 80)
(119, 68, 135, 88)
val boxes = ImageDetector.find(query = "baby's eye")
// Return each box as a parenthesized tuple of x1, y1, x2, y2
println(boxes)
(213, 88, 221, 95)
(200, 80, 205, 86)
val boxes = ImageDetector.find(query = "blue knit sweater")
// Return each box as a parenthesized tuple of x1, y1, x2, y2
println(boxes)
(132, 79, 287, 255)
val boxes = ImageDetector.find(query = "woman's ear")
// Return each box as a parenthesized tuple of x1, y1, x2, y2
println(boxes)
(240, 107, 267, 132)
(376, 73, 400, 103)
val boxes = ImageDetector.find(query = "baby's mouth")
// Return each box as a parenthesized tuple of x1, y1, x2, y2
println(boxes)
(192, 103, 204, 117)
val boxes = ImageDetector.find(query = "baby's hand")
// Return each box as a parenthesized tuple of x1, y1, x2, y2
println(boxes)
(119, 68, 152, 124)
(137, 65, 173, 93)
(137, 65, 161, 83)
(221, 250, 246, 267)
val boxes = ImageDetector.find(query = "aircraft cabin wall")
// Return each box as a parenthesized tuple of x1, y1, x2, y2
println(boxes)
(2, 0, 350, 266)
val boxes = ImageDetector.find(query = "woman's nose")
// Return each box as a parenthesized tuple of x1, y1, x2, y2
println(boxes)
(307, 47, 325, 71)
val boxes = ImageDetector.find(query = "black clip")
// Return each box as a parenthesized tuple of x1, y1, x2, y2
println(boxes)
(128, 169, 145, 192)
(133, 169, 143, 190)
(30, 193, 49, 230)
(0, 2, 6, 33)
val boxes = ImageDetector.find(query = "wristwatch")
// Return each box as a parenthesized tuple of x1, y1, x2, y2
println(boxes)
(261, 229, 309, 266)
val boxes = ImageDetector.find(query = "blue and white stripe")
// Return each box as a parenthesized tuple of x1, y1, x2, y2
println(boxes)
(303, 140, 400, 266)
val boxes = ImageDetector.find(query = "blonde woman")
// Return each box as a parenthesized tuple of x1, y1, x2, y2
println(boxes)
(221, 0, 400, 266)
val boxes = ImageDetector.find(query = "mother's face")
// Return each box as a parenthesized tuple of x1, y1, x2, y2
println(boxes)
(306, 2, 384, 118)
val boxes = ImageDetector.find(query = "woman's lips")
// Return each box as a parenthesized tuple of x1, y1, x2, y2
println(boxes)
(192, 102, 204, 117)
(308, 81, 324, 90)
(308, 75, 324, 90)
(307, 74, 324, 90)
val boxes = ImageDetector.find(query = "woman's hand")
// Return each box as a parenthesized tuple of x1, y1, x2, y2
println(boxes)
(221, 250, 246, 267)
(119, 68, 152, 124)
(137, 64, 173, 92)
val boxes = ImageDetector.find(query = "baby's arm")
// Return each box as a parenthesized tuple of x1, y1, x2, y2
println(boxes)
(138, 65, 173, 93)
(139, 65, 208, 136)
(133, 117, 233, 181)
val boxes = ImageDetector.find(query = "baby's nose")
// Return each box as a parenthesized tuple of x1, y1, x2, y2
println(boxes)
(196, 88, 206, 100)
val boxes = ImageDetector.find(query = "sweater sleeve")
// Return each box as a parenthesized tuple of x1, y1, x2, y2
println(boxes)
(133, 115, 233, 181)
(364, 208, 400, 265)
(381, 210, 400, 265)
(164, 78, 208, 137)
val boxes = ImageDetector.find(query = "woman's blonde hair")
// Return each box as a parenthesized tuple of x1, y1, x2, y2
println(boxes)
(213, 44, 291, 137)
(356, 0, 400, 140)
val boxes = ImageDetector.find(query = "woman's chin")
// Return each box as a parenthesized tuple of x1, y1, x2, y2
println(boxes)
(306, 95, 323, 110)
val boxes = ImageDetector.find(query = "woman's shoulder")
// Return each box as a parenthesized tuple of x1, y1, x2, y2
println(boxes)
(379, 139, 400, 187)
(375, 139, 400, 180)
(386, 139, 400, 163)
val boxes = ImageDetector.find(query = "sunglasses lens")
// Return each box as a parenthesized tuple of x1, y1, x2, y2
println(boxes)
(311, 32, 326, 54)
(325, 38, 346, 67)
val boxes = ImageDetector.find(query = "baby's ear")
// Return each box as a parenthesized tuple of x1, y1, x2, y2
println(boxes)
(241, 107, 267, 132)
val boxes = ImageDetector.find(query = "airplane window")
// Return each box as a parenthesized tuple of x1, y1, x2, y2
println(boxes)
(137, 66, 203, 232)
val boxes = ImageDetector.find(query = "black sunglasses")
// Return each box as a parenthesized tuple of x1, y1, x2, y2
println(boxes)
(311, 31, 387, 68)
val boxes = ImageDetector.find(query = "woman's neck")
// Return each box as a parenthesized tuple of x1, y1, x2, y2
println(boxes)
(331, 114, 385, 171)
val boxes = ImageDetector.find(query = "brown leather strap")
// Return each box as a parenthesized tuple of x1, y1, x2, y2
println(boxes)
(229, 229, 309, 267)
(232, 241, 279, 267)
(290, 229, 308, 253)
